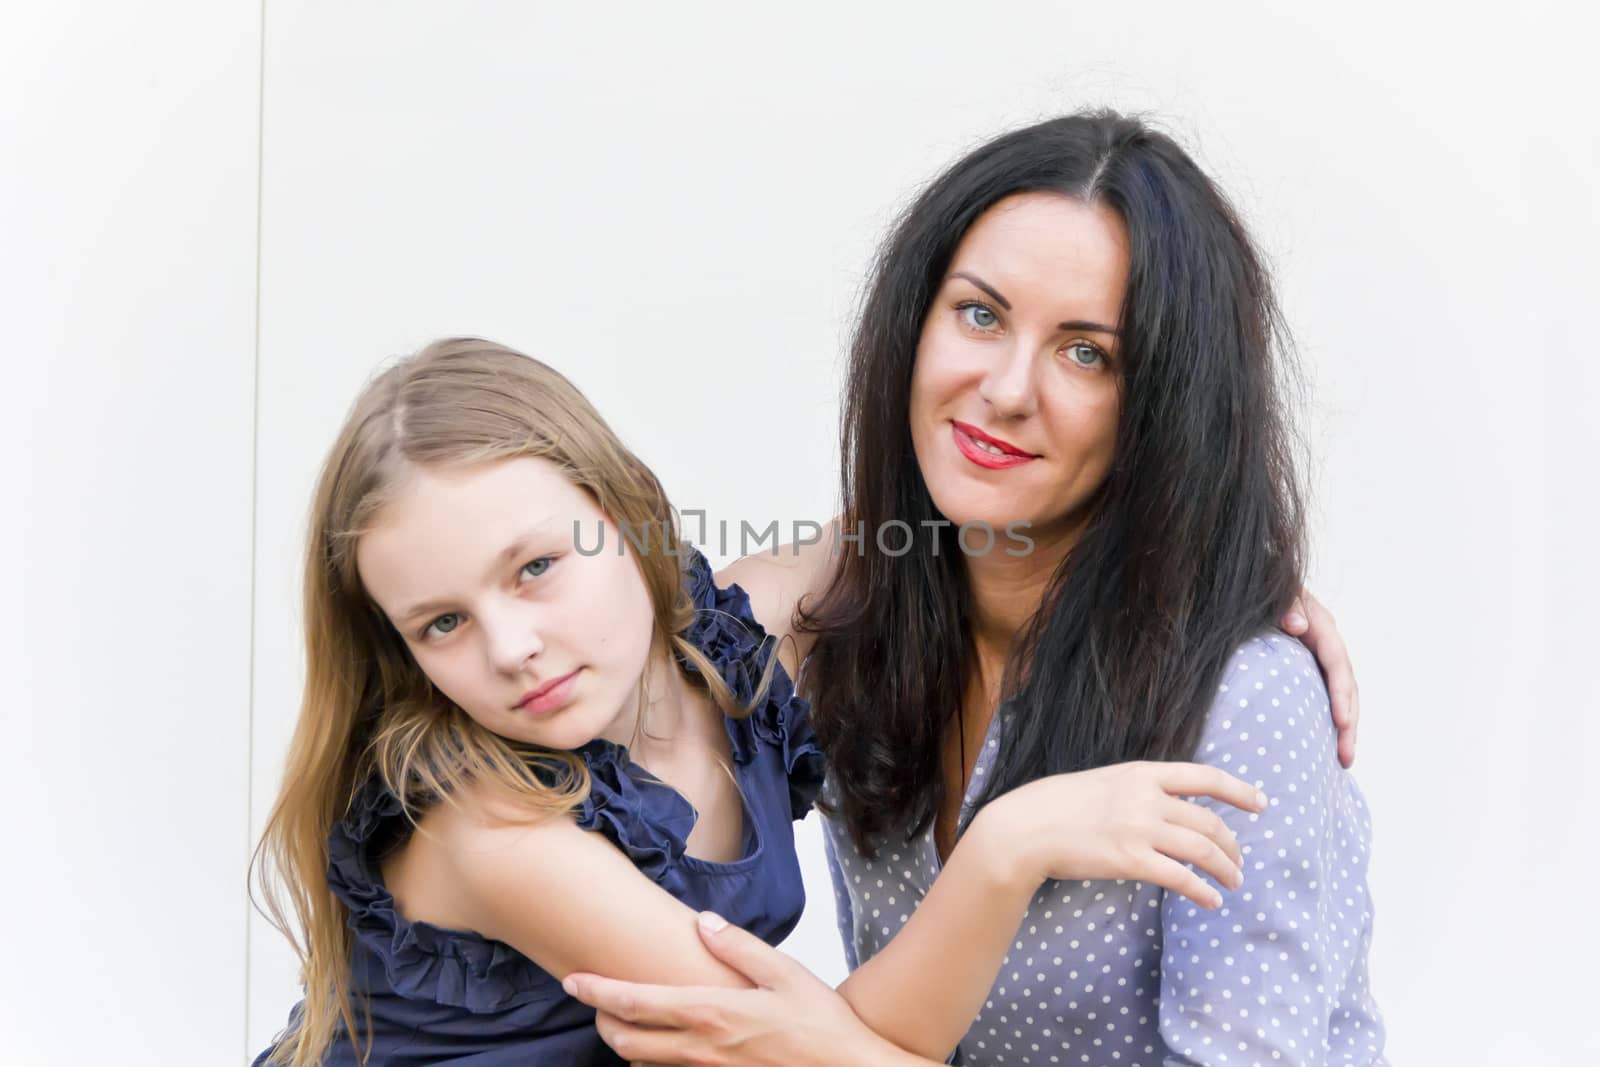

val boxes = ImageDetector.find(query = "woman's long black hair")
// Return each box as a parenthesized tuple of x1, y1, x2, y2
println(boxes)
(801, 110, 1306, 856)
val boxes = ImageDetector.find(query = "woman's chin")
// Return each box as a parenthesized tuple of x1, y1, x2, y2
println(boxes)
(923, 485, 1033, 534)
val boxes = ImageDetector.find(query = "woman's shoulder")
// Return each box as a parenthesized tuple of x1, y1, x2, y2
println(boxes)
(1204, 632, 1330, 740)
(1198, 629, 1340, 775)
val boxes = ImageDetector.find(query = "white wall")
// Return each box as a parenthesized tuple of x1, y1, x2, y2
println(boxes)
(6, 3, 1596, 1065)
(0, 3, 262, 1064)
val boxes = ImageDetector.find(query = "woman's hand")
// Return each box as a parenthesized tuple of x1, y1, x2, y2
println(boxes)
(977, 761, 1268, 911)
(564, 912, 931, 1067)
(1280, 588, 1360, 767)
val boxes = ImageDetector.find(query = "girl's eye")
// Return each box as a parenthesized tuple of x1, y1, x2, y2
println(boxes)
(520, 557, 553, 580)
(1065, 341, 1106, 368)
(957, 302, 1000, 332)
(422, 613, 461, 640)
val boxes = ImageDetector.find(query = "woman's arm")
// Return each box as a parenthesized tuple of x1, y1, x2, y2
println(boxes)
(1154, 633, 1385, 1065)
(831, 763, 1264, 1061)
(566, 762, 1266, 1064)
(573, 912, 948, 1067)
(724, 535, 1361, 766)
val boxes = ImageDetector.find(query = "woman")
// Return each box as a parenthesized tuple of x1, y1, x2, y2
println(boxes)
(565, 110, 1384, 1065)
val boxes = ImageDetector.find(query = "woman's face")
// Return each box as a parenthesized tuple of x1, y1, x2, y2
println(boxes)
(909, 191, 1129, 551)
(355, 456, 658, 751)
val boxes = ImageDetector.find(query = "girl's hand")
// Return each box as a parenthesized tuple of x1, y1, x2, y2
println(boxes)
(564, 913, 931, 1067)
(978, 761, 1268, 911)
(1280, 587, 1360, 767)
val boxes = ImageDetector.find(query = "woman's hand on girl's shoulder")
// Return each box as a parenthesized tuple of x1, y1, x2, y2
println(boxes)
(973, 761, 1268, 910)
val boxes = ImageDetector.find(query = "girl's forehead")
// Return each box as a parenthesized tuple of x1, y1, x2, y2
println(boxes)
(355, 460, 590, 600)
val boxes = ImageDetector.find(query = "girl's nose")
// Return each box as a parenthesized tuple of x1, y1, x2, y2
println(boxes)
(485, 601, 544, 675)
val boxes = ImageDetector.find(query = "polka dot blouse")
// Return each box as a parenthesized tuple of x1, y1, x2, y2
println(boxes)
(821, 632, 1387, 1066)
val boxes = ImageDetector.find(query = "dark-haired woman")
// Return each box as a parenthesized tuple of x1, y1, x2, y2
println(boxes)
(565, 110, 1385, 1066)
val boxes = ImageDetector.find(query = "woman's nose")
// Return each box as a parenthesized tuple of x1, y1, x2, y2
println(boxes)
(978, 341, 1038, 419)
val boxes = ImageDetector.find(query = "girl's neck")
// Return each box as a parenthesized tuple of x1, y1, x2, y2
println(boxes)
(597, 643, 691, 762)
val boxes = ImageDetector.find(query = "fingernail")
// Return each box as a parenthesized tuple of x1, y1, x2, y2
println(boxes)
(1287, 613, 1307, 630)
(698, 911, 728, 933)
(562, 976, 577, 995)
(1256, 791, 1269, 809)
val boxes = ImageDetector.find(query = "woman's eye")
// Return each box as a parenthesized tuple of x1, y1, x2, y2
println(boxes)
(957, 303, 1000, 331)
(422, 613, 461, 640)
(520, 557, 553, 580)
(1065, 341, 1105, 368)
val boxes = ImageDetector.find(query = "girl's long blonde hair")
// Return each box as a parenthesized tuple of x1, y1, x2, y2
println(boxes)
(249, 338, 767, 1067)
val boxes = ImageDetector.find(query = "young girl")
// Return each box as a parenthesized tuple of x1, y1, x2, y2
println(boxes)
(250, 338, 1283, 1066)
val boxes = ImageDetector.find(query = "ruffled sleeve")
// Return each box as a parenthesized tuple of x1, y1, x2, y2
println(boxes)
(326, 777, 554, 1013)
(679, 548, 827, 820)
(565, 737, 698, 898)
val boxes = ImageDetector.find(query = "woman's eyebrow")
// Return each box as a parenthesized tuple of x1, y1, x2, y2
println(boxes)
(947, 271, 1011, 310)
(948, 271, 1121, 337)
(1059, 319, 1121, 337)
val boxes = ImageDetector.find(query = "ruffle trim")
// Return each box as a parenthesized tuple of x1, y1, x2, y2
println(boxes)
(327, 778, 554, 1012)
(676, 547, 826, 820)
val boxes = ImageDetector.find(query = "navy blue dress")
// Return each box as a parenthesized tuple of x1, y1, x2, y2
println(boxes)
(254, 549, 826, 1066)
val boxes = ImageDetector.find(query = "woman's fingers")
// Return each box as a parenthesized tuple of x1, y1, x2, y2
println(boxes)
(563, 973, 699, 1027)
(1133, 852, 1224, 910)
(594, 1011, 694, 1065)
(694, 910, 807, 989)
(1152, 823, 1243, 892)
(1154, 762, 1266, 814)
(1281, 593, 1310, 634)
(1162, 797, 1243, 868)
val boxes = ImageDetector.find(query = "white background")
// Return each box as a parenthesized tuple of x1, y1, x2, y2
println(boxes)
(4, 2, 1597, 1064)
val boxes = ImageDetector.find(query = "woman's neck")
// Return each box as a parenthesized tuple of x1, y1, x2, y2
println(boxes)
(963, 524, 1077, 682)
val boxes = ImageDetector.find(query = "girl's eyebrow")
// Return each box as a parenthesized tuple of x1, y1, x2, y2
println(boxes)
(398, 520, 562, 623)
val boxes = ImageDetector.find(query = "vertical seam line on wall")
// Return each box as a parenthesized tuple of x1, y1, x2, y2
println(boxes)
(245, 0, 267, 1060)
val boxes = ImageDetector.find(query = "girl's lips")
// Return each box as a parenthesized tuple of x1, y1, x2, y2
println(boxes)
(951, 422, 1038, 470)
(517, 669, 581, 716)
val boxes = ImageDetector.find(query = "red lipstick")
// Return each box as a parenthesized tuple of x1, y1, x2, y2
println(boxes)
(951, 421, 1038, 470)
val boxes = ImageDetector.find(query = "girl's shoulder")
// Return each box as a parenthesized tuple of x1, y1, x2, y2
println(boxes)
(686, 545, 826, 818)
(324, 775, 558, 1010)
(712, 517, 839, 672)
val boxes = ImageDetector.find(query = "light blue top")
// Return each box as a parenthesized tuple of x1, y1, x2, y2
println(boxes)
(822, 632, 1387, 1066)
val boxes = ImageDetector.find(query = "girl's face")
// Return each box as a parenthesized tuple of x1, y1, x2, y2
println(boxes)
(909, 192, 1129, 551)
(356, 456, 658, 751)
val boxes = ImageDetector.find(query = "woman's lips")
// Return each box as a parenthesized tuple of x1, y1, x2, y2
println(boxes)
(516, 668, 582, 716)
(951, 421, 1038, 470)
